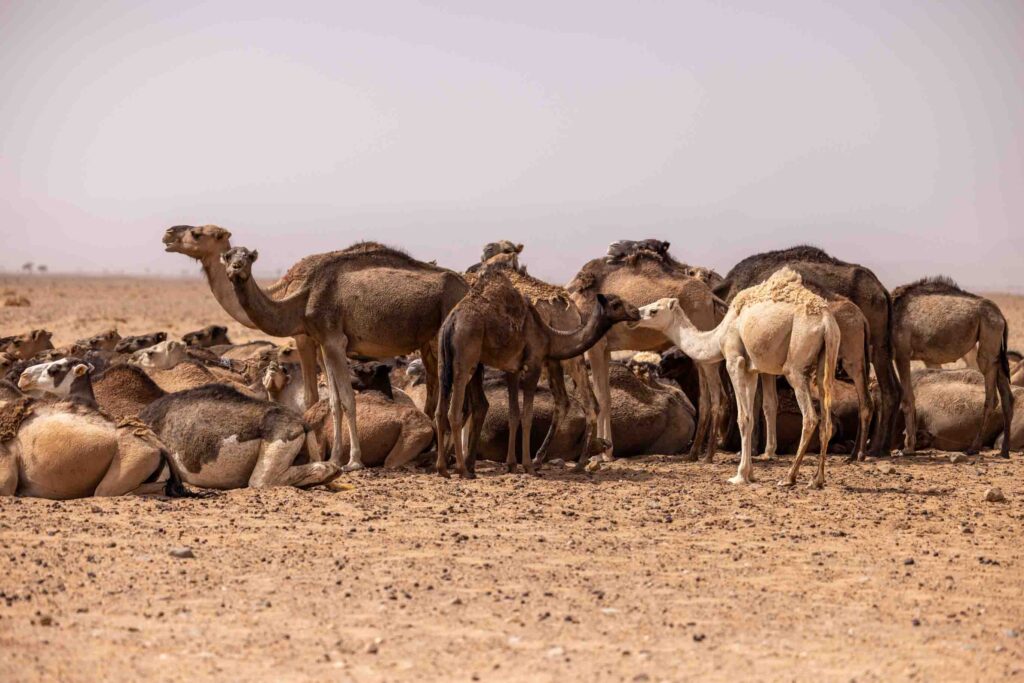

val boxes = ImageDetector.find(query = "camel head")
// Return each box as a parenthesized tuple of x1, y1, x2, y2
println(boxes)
(17, 358, 92, 396)
(0, 351, 16, 374)
(221, 247, 258, 283)
(405, 358, 426, 386)
(182, 324, 231, 348)
(130, 340, 187, 370)
(630, 297, 681, 330)
(277, 343, 299, 364)
(115, 331, 168, 354)
(163, 224, 232, 258)
(262, 360, 291, 394)
(479, 240, 524, 273)
(627, 351, 662, 384)
(1, 329, 54, 360)
(597, 293, 641, 325)
(82, 328, 121, 352)
(350, 361, 393, 398)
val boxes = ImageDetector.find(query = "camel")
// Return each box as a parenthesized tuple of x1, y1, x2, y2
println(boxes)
(5, 359, 178, 498)
(141, 384, 339, 489)
(92, 364, 168, 420)
(220, 243, 468, 472)
(1012, 357, 1023, 388)
(607, 357, 696, 457)
(114, 332, 166, 354)
(0, 352, 15, 376)
(130, 340, 187, 370)
(182, 325, 232, 348)
(71, 328, 121, 353)
(435, 269, 639, 478)
(0, 329, 54, 360)
(891, 277, 1014, 457)
(631, 268, 840, 487)
(714, 245, 900, 457)
(567, 241, 727, 462)
(261, 360, 326, 414)
(904, 369, 1024, 453)
(469, 248, 603, 467)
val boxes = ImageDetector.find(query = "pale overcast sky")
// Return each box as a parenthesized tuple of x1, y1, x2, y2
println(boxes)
(1, 1, 1021, 290)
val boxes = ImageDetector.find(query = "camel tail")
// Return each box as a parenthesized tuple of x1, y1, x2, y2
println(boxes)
(820, 315, 841, 449)
(159, 448, 187, 498)
(999, 319, 1010, 378)
(439, 316, 457, 401)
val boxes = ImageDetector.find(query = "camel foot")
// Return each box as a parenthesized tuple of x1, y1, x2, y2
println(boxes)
(437, 469, 450, 479)
(680, 452, 699, 463)
(530, 458, 544, 471)
(600, 452, 615, 463)
(808, 476, 825, 489)
(844, 454, 859, 464)
(342, 460, 365, 472)
(964, 446, 979, 456)
(728, 473, 753, 485)
(506, 463, 517, 475)
(996, 451, 1010, 459)
(459, 470, 476, 480)
(776, 478, 796, 488)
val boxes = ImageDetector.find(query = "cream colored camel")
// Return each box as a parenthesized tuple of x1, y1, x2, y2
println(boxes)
(631, 268, 840, 487)
(436, 270, 639, 478)
(5, 360, 176, 498)
(892, 277, 1013, 457)
(220, 244, 468, 472)
(130, 340, 188, 370)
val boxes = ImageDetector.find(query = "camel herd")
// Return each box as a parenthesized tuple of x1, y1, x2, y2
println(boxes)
(0, 226, 1020, 498)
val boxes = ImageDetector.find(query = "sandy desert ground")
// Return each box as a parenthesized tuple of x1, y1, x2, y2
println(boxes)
(1, 275, 1023, 682)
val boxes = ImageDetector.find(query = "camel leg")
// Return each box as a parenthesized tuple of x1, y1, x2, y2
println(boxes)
(294, 335, 321, 409)
(869, 341, 900, 457)
(0, 445, 19, 496)
(686, 365, 710, 462)
(321, 338, 363, 470)
(421, 343, 440, 428)
(967, 356, 1000, 456)
(587, 341, 614, 461)
(725, 356, 757, 484)
(249, 433, 340, 488)
(520, 369, 540, 475)
(464, 365, 488, 475)
(848, 355, 873, 462)
(760, 375, 778, 460)
(94, 437, 165, 497)
(445, 370, 472, 479)
(781, 370, 819, 487)
(504, 372, 521, 474)
(995, 367, 1014, 458)
(895, 353, 916, 455)
(533, 361, 569, 469)
(433, 376, 452, 479)
(810, 357, 832, 489)
(705, 364, 727, 462)
(566, 357, 600, 468)
(383, 422, 434, 469)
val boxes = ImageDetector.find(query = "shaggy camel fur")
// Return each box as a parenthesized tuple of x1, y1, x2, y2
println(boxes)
(5, 359, 177, 498)
(714, 245, 900, 457)
(633, 268, 840, 487)
(892, 277, 1013, 457)
(92, 364, 167, 420)
(221, 243, 468, 472)
(183, 325, 232, 348)
(0, 329, 54, 360)
(436, 270, 639, 478)
(142, 384, 339, 489)
(567, 242, 727, 463)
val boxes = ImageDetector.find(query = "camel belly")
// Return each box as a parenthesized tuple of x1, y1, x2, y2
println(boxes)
(17, 415, 117, 499)
(175, 435, 261, 489)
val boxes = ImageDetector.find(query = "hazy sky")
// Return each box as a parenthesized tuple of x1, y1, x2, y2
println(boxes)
(1, 1, 1021, 290)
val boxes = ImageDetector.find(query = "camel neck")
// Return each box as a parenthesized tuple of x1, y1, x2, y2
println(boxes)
(230, 275, 307, 338)
(199, 250, 257, 329)
(545, 302, 611, 361)
(665, 309, 730, 364)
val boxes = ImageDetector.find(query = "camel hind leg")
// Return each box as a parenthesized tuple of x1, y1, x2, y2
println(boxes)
(533, 361, 569, 469)
(760, 375, 778, 460)
(320, 337, 363, 470)
(249, 432, 340, 488)
(686, 365, 711, 462)
(383, 421, 434, 469)
(94, 433, 165, 497)
(586, 340, 614, 461)
(782, 368, 819, 488)
(894, 352, 917, 455)
(565, 357, 600, 468)
(520, 369, 541, 475)
(504, 372, 521, 474)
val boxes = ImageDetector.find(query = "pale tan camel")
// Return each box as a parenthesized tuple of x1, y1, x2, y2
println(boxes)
(130, 340, 188, 370)
(631, 268, 840, 487)
(221, 244, 468, 472)
(5, 360, 176, 498)
(892, 277, 1013, 457)
(436, 270, 639, 478)
(0, 329, 54, 360)
(567, 242, 727, 463)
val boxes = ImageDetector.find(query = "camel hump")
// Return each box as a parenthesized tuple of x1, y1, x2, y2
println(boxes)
(733, 267, 826, 315)
(0, 396, 35, 443)
(892, 275, 979, 301)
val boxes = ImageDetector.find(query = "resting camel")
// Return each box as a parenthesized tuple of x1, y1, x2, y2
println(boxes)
(221, 243, 468, 472)
(469, 245, 603, 467)
(141, 384, 339, 489)
(115, 332, 166, 354)
(131, 340, 188, 369)
(714, 245, 900, 457)
(183, 325, 232, 348)
(891, 277, 1013, 457)
(92, 364, 168, 420)
(71, 328, 121, 354)
(632, 268, 840, 487)
(567, 241, 727, 463)
(0, 329, 54, 360)
(607, 356, 696, 457)
(4, 359, 178, 498)
(436, 269, 639, 478)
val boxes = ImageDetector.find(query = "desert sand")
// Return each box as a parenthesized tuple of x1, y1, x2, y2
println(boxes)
(1, 274, 1022, 682)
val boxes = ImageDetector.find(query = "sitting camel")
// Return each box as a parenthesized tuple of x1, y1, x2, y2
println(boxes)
(115, 332, 167, 354)
(141, 384, 339, 489)
(436, 269, 639, 478)
(131, 340, 188, 369)
(0, 329, 54, 360)
(182, 325, 232, 348)
(631, 268, 840, 487)
(892, 277, 1014, 457)
(5, 359, 178, 498)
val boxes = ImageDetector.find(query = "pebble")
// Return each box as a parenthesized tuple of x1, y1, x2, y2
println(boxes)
(169, 547, 194, 559)
(984, 488, 1006, 503)
(904, 558, 915, 566)
(365, 637, 382, 654)
(877, 463, 896, 474)
(546, 646, 565, 658)
(949, 454, 967, 464)
(1005, 629, 1020, 639)
(38, 614, 53, 627)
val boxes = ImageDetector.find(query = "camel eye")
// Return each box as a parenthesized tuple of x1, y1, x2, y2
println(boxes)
(48, 366, 58, 376)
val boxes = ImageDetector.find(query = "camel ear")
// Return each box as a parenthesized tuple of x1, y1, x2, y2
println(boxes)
(250, 250, 259, 262)
(219, 230, 232, 240)
(190, 228, 202, 239)
(667, 298, 679, 310)
(73, 364, 89, 377)
(515, 244, 524, 253)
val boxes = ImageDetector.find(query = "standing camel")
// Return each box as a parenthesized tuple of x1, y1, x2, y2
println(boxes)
(221, 245, 467, 471)
(566, 241, 727, 463)
(714, 245, 900, 456)
(436, 270, 639, 479)
(891, 277, 1013, 457)
(631, 268, 840, 488)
